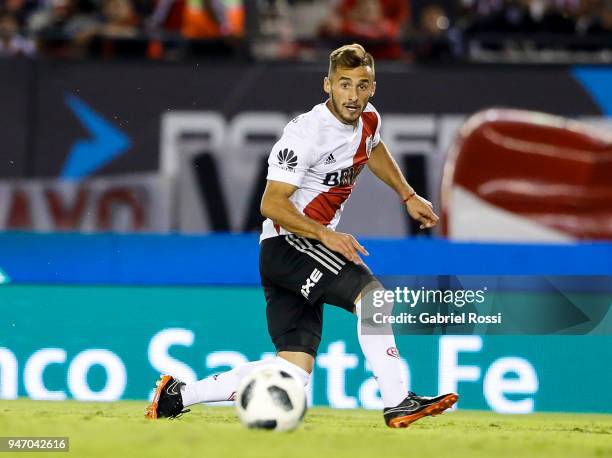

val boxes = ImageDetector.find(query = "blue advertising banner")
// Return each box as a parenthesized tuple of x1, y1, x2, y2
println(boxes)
(1, 234, 611, 285)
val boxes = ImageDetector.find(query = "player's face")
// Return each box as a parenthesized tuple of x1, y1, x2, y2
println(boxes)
(324, 66, 376, 125)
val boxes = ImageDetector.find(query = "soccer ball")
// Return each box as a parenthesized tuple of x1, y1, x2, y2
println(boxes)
(235, 365, 307, 432)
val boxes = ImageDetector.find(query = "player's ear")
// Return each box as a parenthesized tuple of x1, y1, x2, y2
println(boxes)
(323, 76, 331, 95)
(370, 81, 376, 98)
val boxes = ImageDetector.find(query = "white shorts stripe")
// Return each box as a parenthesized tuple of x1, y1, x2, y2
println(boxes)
(300, 237, 344, 271)
(289, 234, 308, 250)
(315, 243, 346, 266)
(285, 236, 339, 274)
(288, 235, 345, 271)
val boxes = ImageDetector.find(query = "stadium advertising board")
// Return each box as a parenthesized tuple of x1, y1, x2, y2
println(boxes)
(0, 285, 609, 413)
(1, 63, 610, 236)
(0, 174, 171, 232)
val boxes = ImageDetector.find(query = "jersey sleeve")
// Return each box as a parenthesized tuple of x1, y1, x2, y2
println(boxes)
(371, 106, 382, 148)
(266, 123, 315, 187)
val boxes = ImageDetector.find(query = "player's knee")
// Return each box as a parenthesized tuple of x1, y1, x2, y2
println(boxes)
(356, 282, 395, 330)
(276, 351, 315, 377)
(357, 281, 392, 312)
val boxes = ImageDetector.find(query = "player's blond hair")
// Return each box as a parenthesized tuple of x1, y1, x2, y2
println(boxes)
(328, 44, 375, 78)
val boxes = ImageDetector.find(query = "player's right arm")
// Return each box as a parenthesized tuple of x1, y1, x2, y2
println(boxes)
(260, 180, 368, 265)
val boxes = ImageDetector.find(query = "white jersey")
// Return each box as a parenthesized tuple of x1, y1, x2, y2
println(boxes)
(260, 101, 381, 242)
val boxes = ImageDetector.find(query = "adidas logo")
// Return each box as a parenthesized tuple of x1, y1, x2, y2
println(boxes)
(324, 153, 336, 165)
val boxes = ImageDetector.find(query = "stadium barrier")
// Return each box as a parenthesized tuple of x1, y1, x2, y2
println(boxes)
(0, 233, 610, 413)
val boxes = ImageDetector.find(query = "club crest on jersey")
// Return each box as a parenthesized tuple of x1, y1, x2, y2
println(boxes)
(277, 148, 298, 171)
(365, 136, 374, 157)
(387, 347, 400, 358)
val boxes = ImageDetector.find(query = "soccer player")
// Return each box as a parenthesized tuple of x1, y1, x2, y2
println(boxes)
(145, 43, 458, 427)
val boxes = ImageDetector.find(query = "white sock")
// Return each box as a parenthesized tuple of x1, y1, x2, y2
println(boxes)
(356, 296, 407, 408)
(180, 356, 310, 407)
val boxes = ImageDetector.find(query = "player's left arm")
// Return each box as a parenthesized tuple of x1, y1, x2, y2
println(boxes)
(367, 140, 439, 229)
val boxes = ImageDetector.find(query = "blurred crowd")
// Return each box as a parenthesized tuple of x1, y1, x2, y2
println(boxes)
(0, 0, 611, 59)
(0, 0, 245, 57)
(462, 0, 612, 36)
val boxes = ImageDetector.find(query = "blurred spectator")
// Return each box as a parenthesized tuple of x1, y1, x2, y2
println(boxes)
(337, 0, 409, 28)
(97, 0, 139, 38)
(220, 0, 243, 36)
(28, 0, 98, 38)
(339, 0, 410, 23)
(180, 0, 220, 37)
(539, 0, 577, 34)
(575, 0, 600, 33)
(585, 0, 612, 34)
(131, 0, 156, 20)
(413, 3, 454, 58)
(465, 0, 582, 34)
(1, 0, 39, 27)
(465, 0, 539, 34)
(419, 3, 450, 36)
(319, 0, 408, 59)
(147, 0, 244, 38)
(0, 11, 35, 55)
(253, 0, 297, 58)
(83, 0, 154, 58)
(26, 0, 99, 56)
(181, 0, 243, 38)
(147, 0, 184, 33)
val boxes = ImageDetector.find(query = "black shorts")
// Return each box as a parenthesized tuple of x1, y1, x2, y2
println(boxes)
(259, 234, 378, 357)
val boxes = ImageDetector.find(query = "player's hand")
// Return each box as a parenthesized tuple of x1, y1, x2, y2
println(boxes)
(318, 229, 369, 265)
(405, 194, 439, 230)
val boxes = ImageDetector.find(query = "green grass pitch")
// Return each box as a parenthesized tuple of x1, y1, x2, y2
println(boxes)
(0, 400, 610, 458)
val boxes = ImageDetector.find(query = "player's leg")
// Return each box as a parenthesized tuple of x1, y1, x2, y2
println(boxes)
(277, 351, 315, 373)
(145, 235, 321, 419)
(146, 289, 315, 418)
(260, 234, 413, 410)
(320, 247, 458, 427)
(180, 353, 311, 405)
(321, 269, 410, 406)
(259, 233, 409, 408)
(353, 284, 458, 427)
(177, 285, 318, 409)
(353, 282, 408, 407)
(145, 352, 310, 419)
